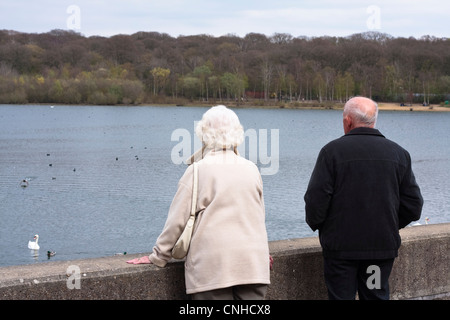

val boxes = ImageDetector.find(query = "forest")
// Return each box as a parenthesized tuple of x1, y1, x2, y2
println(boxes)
(0, 29, 449, 106)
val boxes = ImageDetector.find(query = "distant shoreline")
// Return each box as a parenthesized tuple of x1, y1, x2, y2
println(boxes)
(377, 103, 450, 112)
(164, 101, 450, 112)
(4, 102, 450, 112)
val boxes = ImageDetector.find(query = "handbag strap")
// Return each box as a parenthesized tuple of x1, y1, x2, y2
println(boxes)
(190, 162, 199, 217)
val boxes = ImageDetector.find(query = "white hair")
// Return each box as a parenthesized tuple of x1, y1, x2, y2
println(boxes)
(343, 97, 379, 127)
(195, 105, 244, 149)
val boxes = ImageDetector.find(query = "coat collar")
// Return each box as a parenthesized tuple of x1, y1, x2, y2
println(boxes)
(345, 127, 385, 138)
(186, 146, 239, 165)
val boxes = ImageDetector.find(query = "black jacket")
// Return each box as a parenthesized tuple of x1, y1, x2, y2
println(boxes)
(304, 127, 423, 259)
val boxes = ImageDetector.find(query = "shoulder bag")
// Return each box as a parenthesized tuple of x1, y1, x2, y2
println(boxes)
(171, 162, 199, 259)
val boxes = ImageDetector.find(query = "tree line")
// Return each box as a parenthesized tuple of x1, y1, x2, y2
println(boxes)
(0, 29, 449, 106)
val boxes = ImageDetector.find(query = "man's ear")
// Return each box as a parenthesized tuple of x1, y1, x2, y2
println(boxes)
(343, 115, 352, 134)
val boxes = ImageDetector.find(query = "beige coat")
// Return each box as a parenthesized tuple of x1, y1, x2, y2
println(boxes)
(149, 148, 270, 294)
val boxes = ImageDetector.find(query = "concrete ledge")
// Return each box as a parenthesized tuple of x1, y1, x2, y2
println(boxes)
(0, 223, 449, 300)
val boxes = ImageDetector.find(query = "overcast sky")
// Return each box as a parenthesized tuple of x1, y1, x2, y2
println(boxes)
(1, 0, 448, 38)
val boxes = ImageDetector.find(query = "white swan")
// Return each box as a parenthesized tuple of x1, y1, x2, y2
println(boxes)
(409, 217, 430, 227)
(28, 234, 40, 250)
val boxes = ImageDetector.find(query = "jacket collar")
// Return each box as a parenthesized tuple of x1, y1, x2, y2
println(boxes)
(186, 146, 239, 165)
(346, 127, 385, 138)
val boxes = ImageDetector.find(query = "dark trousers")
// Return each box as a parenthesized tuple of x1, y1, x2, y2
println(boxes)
(323, 257, 395, 300)
(191, 284, 268, 300)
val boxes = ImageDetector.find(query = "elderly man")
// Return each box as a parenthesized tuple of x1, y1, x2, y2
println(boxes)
(304, 97, 423, 300)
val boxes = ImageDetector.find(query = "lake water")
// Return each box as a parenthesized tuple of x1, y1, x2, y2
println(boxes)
(0, 104, 449, 267)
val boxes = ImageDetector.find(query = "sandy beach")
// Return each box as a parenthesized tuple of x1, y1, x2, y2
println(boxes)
(377, 103, 450, 112)
(243, 101, 450, 112)
(223, 101, 450, 112)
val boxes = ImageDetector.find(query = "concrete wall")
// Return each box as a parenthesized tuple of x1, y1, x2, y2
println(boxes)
(0, 223, 449, 300)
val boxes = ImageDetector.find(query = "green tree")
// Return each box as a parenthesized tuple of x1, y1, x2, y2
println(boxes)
(313, 73, 325, 103)
(193, 64, 212, 101)
(49, 79, 64, 102)
(221, 72, 248, 104)
(181, 76, 200, 100)
(335, 72, 355, 102)
(150, 67, 171, 95)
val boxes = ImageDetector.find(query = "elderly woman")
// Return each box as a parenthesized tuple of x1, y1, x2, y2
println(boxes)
(128, 105, 270, 300)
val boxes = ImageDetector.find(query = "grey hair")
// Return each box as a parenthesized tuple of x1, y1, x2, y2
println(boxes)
(195, 105, 244, 149)
(343, 97, 379, 127)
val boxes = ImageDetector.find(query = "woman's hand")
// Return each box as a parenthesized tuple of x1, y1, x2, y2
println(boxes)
(126, 256, 152, 264)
